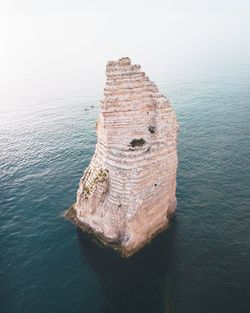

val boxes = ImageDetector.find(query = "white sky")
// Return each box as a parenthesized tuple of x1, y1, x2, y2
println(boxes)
(0, 0, 250, 81)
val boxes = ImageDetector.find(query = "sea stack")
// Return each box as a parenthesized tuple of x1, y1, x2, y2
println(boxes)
(70, 57, 178, 257)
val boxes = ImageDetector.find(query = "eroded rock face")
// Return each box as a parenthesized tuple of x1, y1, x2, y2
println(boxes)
(72, 57, 178, 256)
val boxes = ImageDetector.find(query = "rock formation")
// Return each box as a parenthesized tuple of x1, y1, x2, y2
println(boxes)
(68, 57, 178, 257)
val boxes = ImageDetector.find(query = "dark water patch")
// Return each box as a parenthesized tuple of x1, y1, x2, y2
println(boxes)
(76, 221, 177, 313)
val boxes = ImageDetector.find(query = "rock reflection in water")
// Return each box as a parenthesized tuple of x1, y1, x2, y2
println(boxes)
(77, 218, 177, 313)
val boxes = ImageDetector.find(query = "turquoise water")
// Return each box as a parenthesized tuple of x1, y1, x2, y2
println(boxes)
(1, 61, 250, 313)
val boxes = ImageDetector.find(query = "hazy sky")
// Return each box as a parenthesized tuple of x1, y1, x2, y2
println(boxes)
(1, 0, 250, 81)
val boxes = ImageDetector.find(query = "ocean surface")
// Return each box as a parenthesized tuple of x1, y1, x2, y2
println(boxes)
(1, 60, 250, 313)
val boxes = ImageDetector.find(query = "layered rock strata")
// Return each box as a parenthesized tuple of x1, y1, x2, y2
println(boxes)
(69, 57, 178, 257)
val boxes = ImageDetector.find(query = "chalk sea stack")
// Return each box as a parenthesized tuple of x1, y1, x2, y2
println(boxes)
(68, 57, 179, 257)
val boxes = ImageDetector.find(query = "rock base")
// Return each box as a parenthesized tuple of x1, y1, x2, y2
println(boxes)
(65, 202, 175, 257)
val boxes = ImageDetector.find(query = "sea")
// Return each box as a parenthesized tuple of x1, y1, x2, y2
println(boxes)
(1, 58, 250, 313)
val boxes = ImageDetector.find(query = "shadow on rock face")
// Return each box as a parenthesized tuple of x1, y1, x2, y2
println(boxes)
(76, 217, 178, 313)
